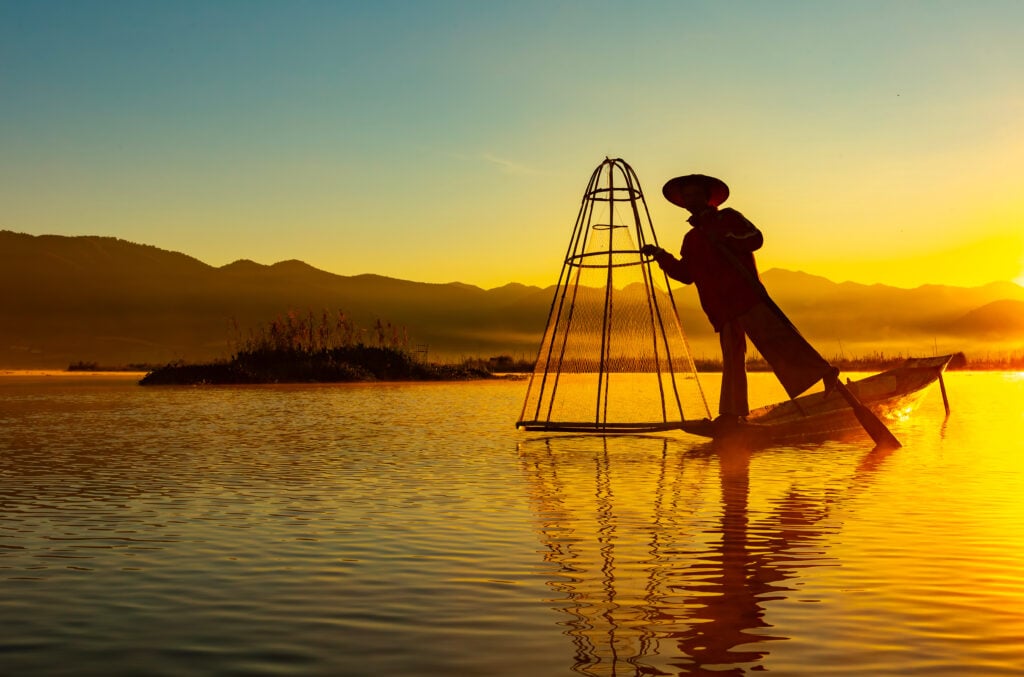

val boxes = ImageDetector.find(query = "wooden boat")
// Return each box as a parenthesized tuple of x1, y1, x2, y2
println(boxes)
(679, 355, 954, 444)
(518, 355, 953, 444)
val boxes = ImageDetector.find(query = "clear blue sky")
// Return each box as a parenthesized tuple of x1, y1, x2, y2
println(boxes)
(3, 0, 1023, 288)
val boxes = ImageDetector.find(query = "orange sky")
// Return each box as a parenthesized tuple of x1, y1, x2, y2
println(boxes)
(2, 2, 1023, 290)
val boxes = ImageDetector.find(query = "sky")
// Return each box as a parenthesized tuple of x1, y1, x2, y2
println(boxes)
(2, 0, 1024, 290)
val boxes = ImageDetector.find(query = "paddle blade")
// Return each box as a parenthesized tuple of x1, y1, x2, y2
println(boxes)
(835, 381, 902, 449)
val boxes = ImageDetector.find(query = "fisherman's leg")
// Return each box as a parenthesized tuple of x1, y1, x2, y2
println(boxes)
(718, 319, 749, 418)
(739, 302, 834, 399)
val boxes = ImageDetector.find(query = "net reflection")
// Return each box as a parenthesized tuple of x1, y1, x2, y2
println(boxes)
(518, 436, 876, 675)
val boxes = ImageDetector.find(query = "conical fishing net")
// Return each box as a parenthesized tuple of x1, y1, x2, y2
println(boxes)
(517, 158, 710, 433)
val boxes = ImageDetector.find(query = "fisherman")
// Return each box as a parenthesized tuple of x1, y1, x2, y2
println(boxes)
(642, 174, 837, 426)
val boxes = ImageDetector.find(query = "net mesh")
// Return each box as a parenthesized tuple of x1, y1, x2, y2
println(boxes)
(517, 158, 710, 433)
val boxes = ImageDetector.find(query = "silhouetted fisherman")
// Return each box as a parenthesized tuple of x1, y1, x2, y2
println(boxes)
(643, 174, 838, 427)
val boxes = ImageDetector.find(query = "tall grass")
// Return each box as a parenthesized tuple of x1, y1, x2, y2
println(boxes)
(229, 309, 409, 357)
(960, 350, 1024, 370)
(477, 349, 1020, 374)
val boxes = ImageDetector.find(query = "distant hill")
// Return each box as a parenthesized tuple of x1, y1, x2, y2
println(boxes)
(0, 230, 556, 367)
(756, 269, 1024, 342)
(946, 300, 1024, 337)
(2, 230, 1022, 368)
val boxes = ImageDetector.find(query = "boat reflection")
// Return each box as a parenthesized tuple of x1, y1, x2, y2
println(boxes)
(519, 436, 892, 675)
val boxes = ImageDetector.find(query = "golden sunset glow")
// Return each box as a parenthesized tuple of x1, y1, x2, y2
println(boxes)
(5, 7, 1024, 676)
(515, 374, 1024, 674)
(3, 4, 1024, 290)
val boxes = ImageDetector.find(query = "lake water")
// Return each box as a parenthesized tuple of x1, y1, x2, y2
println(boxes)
(1, 371, 1023, 676)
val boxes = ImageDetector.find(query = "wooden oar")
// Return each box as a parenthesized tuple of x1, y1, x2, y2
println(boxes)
(698, 232, 902, 449)
(830, 375, 901, 448)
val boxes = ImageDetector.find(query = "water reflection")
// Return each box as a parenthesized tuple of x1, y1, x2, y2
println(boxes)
(519, 436, 889, 675)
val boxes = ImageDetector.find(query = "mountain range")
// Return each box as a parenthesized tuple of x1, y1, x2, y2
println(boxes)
(2, 230, 1022, 368)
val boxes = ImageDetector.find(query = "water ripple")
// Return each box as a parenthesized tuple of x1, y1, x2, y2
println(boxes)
(1, 374, 1023, 675)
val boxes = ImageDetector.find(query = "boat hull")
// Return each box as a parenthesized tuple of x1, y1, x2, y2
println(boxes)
(679, 355, 953, 443)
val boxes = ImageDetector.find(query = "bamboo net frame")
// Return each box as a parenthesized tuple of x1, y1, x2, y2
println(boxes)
(517, 158, 710, 433)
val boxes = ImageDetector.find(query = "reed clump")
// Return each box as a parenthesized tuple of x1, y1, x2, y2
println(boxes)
(692, 350, 981, 373)
(140, 309, 491, 385)
(958, 350, 1024, 370)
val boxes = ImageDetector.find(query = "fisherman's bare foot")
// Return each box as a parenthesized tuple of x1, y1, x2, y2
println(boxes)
(713, 414, 747, 430)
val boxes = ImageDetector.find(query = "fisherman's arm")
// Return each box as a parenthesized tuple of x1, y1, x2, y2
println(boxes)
(641, 244, 692, 283)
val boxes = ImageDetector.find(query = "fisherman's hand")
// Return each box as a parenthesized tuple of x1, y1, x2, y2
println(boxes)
(641, 245, 673, 267)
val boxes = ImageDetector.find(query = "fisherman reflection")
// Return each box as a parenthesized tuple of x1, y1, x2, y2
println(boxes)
(665, 441, 832, 674)
(518, 437, 839, 676)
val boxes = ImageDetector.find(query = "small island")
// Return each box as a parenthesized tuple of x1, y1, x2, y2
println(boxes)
(137, 310, 522, 385)
(139, 344, 495, 385)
